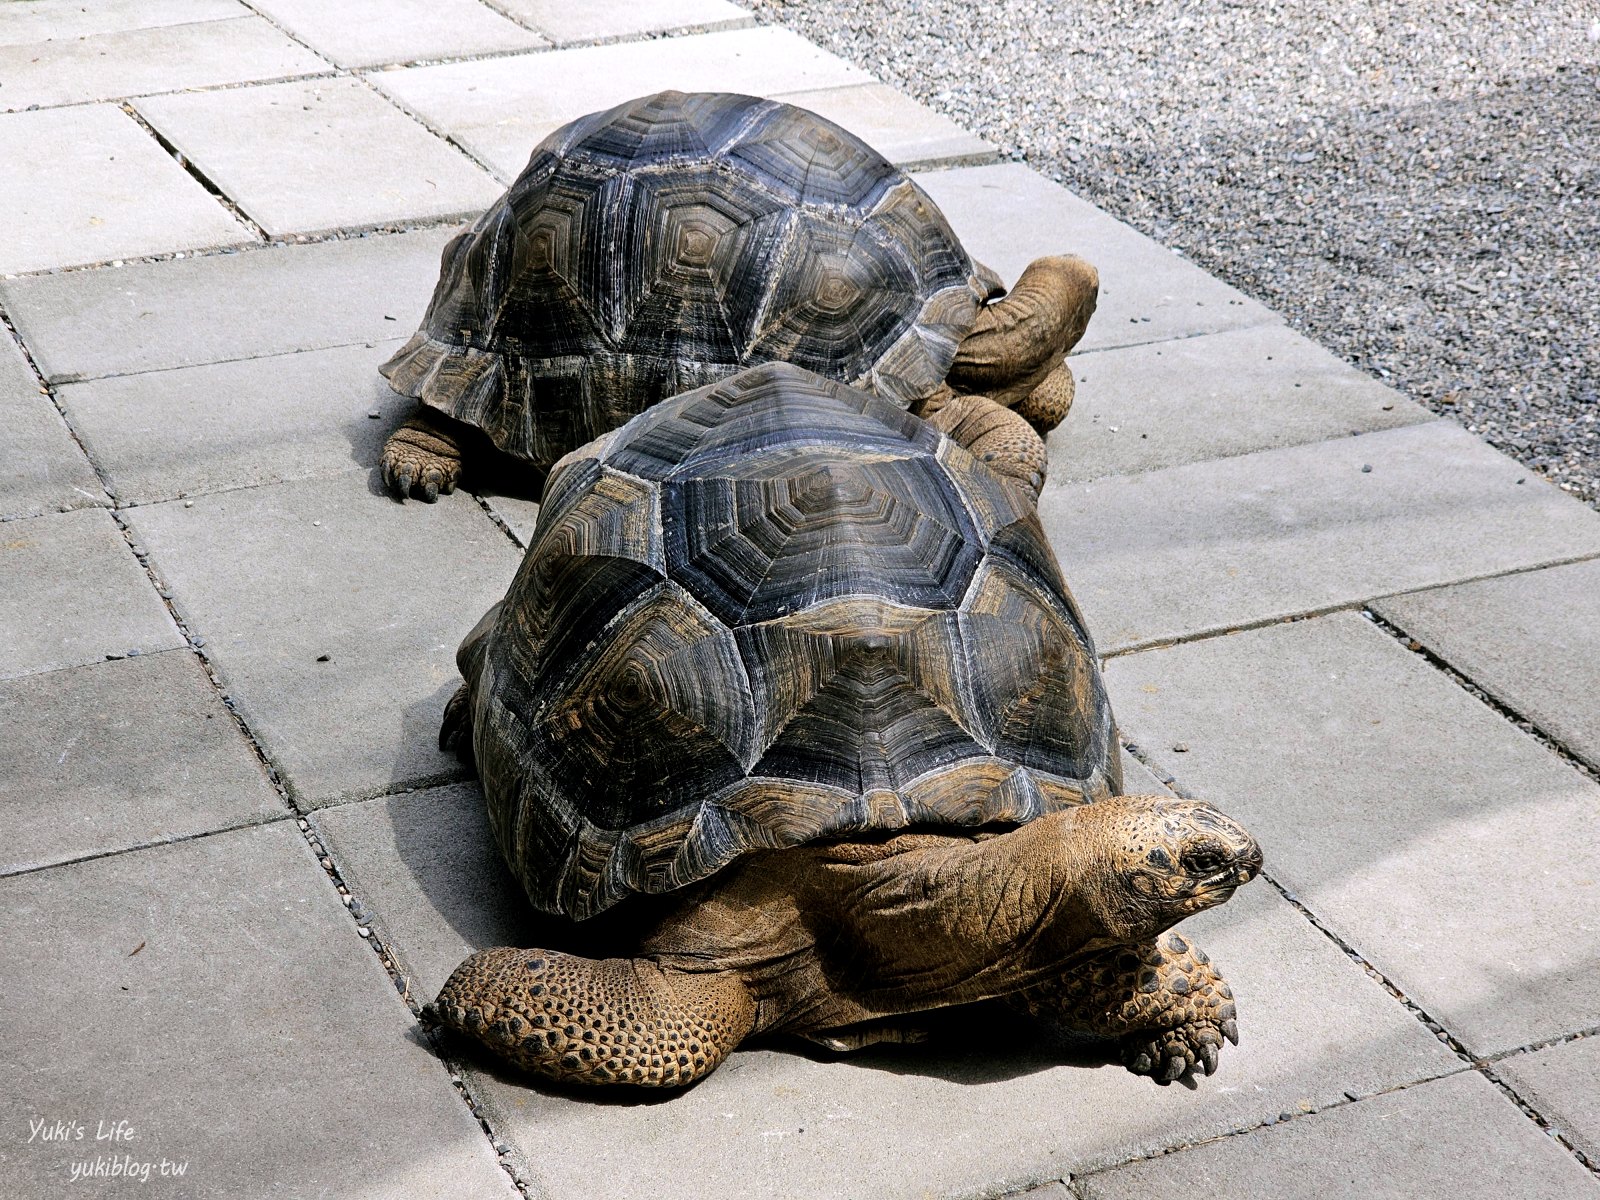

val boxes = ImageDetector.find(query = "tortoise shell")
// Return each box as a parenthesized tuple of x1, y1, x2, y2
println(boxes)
(460, 362, 1121, 920)
(381, 90, 992, 472)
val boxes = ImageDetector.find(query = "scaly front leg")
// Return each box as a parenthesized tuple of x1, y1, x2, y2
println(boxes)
(1013, 930, 1239, 1083)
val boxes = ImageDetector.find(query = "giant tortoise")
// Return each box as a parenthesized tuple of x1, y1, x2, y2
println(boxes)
(425, 362, 1259, 1089)
(380, 90, 1097, 502)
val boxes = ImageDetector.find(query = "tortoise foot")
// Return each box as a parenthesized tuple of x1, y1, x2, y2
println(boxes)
(431, 947, 755, 1088)
(1012, 929, 1241, 1083)
(1121, 1015, 1235, 1083)
(381, 409, 463, 502)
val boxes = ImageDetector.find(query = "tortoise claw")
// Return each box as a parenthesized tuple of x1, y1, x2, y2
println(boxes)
(1200, 1042, 1219, 1075)
(1222, 1018, 1239, 1046)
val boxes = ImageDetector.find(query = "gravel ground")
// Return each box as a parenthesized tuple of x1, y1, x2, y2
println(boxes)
(750, 0, 1600, 505)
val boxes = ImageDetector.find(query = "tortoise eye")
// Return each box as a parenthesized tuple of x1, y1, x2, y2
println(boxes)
(1181, 848, 1226, 875)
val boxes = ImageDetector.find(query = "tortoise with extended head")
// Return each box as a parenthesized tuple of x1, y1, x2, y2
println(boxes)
(426, 363, 1260, 1089)
(380, 90, 1097, 502)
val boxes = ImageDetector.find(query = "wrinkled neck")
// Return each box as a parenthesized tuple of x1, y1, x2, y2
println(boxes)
(812, 812, 1112, 1007)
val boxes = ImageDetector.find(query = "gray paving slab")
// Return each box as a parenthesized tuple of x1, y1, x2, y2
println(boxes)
(0, 329, 104, 518)
(369, 26, 870, 182)
(0, 507, 181, 680)
(247, 0, 544, 68)
(0, 822, 517, 1199)
(1077, 1070, 1598, 1200)
(913, 164, 1279, 353)
(58, 339, 409, 504)
(0, 649, 283, 875)
(1106, 612, 1600, 1057)
(1045, 421, 1600, 654)
(1117, 748, 1170, 796)
(1373, 559, 1600, 773)
(0, 16, 326, 112)
(1497, 1036, 1600, 1164)
(1055, 324, 1431, 483)
(0, 226, 455, 383)
(489, 0, 752, 46)
(124, 473, 521, 808)
(315, 781, 1456, 1199)
(135, 79, 502, 238)
(478, 489, 541, 546)
(0, 0, 244, 45)
(0, 105, 252, 275)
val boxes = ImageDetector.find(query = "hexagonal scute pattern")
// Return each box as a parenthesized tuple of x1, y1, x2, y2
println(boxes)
(458, 363, 1120, 919)
(381, 90, 989, 472)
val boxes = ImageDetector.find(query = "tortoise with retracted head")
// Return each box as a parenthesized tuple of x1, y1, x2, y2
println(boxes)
(380, 90, 1097, 502)
(425, 363, 1260, 1088)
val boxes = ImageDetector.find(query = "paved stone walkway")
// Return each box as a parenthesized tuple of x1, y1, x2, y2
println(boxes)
(2, 3, 1597, 1197)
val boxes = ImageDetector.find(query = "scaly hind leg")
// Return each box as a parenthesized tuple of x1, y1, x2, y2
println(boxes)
(382, 405, 464, 502)
(946, 255, 1099, 413)
(1013, 362, 1076, 436)
(1012, 931, 1238, 1083)
(427, 947, 756, 1088)
(438, 683, 473, 768)
(917, 389, 1048, 500)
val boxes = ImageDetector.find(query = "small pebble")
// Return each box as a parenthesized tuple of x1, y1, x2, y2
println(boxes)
(312, 520, 322, 527)
(1171, 742, 1190, 753)
(1360, 464, 1373, 473)
(357, 926, 372, 938)
(183, 500, 194, 508)
(316, 653, 331, 662)
(368, 410, 381, 419)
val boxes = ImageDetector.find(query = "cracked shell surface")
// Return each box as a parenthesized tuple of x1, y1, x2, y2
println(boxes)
(381, 90, 989, 471)
(463, 362, 1120, 919)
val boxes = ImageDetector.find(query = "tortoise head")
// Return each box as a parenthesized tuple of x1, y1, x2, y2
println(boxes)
(1072, 795, 1263, 942)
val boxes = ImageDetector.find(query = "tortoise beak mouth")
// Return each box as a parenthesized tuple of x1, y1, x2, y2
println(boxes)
(1196, 849, 1263, 900)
